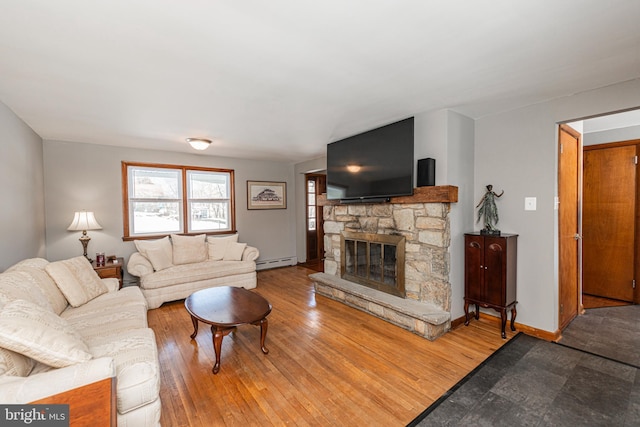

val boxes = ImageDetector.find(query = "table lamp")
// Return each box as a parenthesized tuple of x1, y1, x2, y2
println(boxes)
(67, 211, 102, 262)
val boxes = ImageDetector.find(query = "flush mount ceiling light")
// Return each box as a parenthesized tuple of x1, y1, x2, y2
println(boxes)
(186, 138, 212, 150)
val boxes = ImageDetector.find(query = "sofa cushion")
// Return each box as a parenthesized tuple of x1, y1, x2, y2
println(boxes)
(15, 267, 68, 315)
(172, 234, 207, 265)
(207, 234, 239, 260)
(61, 286, 147, 319)
(0, 271, 53, 313)
(134, 236, 173, 271)
(223, 242, 247, 261)
(145, 247, 173, 271)
(0, 347, 35, 377)
(5, 258, 50, 272)
(45, 257, 108, 307)
(0, 299, 92, 368)
(86, 328, 160, 414)
(140, 260, 256, 289)
(66, 305, 149, 341)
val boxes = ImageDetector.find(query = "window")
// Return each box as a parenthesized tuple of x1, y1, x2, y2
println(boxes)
(122, 162, 235, 239)
(307, 179, 316, 231)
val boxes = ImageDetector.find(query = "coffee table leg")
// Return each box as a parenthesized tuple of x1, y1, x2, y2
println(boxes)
(259, 317, 269, 354)
(212, 326, 224, 374)
(189, 315, 198, 339)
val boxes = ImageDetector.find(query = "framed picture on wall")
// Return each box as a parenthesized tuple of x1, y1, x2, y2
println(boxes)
(247, 181, 287, 210)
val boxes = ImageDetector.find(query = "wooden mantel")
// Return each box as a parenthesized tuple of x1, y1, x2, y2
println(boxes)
(317, 185, 458, 206)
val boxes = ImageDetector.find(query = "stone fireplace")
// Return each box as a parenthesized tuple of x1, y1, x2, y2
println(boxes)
(309, 186, 458, 340)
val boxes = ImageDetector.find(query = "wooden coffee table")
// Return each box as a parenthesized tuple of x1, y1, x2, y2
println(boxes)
(185, 286, 272, 374)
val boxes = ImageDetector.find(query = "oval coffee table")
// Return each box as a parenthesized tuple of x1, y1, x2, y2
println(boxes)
(185, 286, 272, 374)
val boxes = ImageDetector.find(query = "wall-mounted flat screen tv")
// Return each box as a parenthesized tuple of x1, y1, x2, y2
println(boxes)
(326, 117, 414, 202)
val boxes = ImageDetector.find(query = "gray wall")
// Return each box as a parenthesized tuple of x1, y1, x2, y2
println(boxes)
(43, 140, 297, 277)
(0, 101, 46, 270)
(475, 78, 640, 333)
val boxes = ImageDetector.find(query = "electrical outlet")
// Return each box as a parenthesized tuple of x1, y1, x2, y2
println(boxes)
(524, 197, 537, 211)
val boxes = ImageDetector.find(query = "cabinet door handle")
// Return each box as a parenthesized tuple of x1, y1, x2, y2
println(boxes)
(480, 265, 483, 269)
(485, 266, 488, 270)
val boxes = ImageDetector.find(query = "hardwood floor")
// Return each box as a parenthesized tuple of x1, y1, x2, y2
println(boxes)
(582, 293, 632, 309)
(147, 266, 516, 426)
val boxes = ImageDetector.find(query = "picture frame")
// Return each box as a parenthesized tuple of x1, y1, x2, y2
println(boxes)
(247, 181, 287, 210)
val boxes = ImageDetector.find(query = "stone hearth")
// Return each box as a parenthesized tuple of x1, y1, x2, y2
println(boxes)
(310, 186, 458, 341)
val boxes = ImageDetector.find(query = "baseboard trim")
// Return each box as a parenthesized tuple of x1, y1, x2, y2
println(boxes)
(451, 311, 560, 342)
(255, 256, 298, 271)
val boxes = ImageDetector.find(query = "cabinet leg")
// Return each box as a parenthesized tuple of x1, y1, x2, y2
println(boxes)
(474, 304, 479, 320)
(500, 309, 507, 339)
(464, 301, 470, 326)
(510, 306, 517, 331)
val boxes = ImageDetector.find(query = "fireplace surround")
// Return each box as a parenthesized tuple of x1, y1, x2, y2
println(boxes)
(310, 186, 458, 340)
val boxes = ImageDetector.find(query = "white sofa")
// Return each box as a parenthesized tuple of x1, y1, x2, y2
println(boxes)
(0, 256, 160, 427)
(127, 234, 259, 309)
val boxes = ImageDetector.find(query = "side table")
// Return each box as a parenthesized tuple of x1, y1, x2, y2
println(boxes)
(92, 257, 124, 289)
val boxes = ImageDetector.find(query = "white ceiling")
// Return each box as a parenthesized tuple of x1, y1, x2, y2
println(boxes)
(1, 1, 639, 162)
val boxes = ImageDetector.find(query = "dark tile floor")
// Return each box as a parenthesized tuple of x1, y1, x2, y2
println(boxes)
(558, 304, 640, 368)
(410, 332, 640, 426)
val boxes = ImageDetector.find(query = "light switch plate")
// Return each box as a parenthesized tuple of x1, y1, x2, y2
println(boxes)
(525, 197, 537, 211)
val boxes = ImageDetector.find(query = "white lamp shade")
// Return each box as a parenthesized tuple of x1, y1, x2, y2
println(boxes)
(67, 211, 102, 231)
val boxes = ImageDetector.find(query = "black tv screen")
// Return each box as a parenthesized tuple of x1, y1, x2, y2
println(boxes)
(326, 117, 414, 201)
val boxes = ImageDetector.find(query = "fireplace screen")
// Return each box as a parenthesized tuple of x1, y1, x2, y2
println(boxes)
(341, 231, 405, 297)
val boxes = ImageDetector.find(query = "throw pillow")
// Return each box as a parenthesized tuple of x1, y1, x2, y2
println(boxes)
(0, 271, 54, 313)
(134, 236, 173, 270)
(45, 256, 108, 307)
(145, 247, 173, 271)
(223, 242, 247, 261)
(172, 234, 207, 265)
(0, 347, 35, 377)
(0, 299, 92, 368)
(207, 234, 239, 260)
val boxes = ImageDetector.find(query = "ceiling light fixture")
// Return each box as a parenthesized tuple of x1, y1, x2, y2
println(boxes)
(186, 138, 212, 150)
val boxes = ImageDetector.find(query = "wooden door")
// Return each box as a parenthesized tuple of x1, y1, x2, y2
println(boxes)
(305, 174, 326, 264)
(583, 144, 636, 301)
(484, 238, 505, 307)
(464, 235, 485, 302)
(558, 124, 581, 329)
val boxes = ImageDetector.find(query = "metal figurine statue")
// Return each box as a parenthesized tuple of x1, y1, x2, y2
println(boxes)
(476, 184, 504, 235)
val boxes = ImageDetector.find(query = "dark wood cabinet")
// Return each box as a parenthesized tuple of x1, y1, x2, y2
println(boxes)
(464, 232, 518, 338)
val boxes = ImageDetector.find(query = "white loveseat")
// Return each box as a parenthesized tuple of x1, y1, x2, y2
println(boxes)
(127, 234, 259, 309)
(0, 256, 160, 426)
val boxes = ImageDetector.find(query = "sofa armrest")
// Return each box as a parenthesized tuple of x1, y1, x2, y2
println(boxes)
(0, 357, 115, 403)
(101, 278, 120, 293)
(127, 253, 153, 278)
(242, 246, 260, 262)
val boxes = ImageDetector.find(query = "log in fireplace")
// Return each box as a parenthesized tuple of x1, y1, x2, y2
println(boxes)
(340, 231, 405, 298)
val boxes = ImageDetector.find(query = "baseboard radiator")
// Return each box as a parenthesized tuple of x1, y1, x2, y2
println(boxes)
(255, 256, 298, 271)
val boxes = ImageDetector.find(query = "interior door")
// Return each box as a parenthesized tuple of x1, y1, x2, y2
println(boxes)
(558, 124, 581, 330)
(583, 144, 636, 301)
(305, 174, 326, 265)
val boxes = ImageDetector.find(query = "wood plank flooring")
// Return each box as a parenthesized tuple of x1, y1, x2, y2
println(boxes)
(147, 266, 516, 426)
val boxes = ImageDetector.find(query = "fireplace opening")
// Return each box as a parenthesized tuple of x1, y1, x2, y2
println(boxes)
(341, 231, 405, 298)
